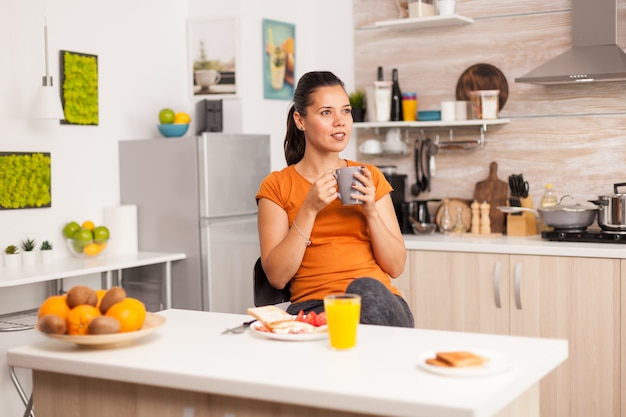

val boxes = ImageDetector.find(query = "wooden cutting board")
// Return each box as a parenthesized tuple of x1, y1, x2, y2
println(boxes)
(472, 161, 509, 233)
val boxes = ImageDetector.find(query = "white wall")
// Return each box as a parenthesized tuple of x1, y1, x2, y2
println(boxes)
(0, 1, 353, 415)
(189, 0, 356, 171)
(0, 0, 354, 260)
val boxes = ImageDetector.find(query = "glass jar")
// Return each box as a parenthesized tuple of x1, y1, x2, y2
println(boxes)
(408, 0, 435, 18)
(439, 199, 453, 234)
(453, 206, 468, 234)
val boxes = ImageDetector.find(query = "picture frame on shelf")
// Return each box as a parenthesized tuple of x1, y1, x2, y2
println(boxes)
(188, 18, 238, 98)
(262, 19, 295, 100)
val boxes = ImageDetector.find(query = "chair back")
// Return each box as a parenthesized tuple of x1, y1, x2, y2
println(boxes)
(253, 257, 291, 307)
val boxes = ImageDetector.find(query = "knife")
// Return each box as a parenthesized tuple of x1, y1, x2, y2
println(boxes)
(221, 319, 256, 334)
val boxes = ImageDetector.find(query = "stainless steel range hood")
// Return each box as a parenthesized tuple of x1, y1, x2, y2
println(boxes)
(516, 0, 626, 84)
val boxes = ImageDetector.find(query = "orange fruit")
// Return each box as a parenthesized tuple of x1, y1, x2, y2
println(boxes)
(173, 112, 191, 124)
(66, 305, 102, 335)
(38, 295, 70, 320)
(106, 298, 146, 333)
(95, 289, 107, 310)
(81, 220, 95, 231)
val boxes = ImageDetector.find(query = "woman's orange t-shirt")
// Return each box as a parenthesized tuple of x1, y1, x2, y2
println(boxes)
(256, 160, 401, 303)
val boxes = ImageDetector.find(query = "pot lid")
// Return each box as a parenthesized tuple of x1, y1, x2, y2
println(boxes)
(539, 195, 597, 212)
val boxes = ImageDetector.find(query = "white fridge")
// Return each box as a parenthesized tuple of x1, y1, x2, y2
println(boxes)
(119, 133, 270, 313)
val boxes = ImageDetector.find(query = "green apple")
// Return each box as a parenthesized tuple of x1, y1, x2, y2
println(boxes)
(159, 108, 175, 124)
(72, 228, 94, 248)
(62, 221, 81, 239)
(93, 225, 110, 244)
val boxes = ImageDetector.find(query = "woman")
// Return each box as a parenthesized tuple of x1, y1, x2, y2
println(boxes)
(256, 71, 413, 327)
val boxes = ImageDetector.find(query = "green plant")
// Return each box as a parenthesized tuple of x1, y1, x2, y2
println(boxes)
(349, 90, 366, 109)
(193, 41, 224, 71)
(0, 152, 51, 209)
(40, 240, 53, 251)
(4, 245, 19, 255)
(21, 238, 36, 252)
(62, 51, 98, 125)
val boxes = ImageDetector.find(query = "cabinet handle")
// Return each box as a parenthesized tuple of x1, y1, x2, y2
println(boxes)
(493, 261, 502, 308)
(514, 262, 522, 310)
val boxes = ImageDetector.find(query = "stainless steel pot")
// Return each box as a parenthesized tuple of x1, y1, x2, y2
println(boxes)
(537, 195, 598, 230)
(589, 183, 626, 231)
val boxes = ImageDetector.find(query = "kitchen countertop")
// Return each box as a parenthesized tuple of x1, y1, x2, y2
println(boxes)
(403, 233, 626, 258)
(0, 251, 185, 288)
(8, 309, 568, 417)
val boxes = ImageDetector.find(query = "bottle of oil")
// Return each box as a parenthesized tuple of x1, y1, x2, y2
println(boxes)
(541, 184, 558, 207)
(540, 183, 558, 231)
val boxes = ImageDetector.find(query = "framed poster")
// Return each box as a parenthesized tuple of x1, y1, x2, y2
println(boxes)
(188, 18, 238, 97)
(262, 19, 295, 100)
(60, 50, 98, 125)
(0, 152, 51, 210)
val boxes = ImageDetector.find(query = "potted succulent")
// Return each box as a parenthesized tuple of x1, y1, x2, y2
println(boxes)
(40, 240, 54, 264)
(349, 90, 366, 123)
(4, 244, 20, 268)
(20, 238, 37, 266)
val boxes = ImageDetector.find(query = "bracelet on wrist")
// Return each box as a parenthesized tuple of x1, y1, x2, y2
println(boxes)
(293, 221, 311, 246)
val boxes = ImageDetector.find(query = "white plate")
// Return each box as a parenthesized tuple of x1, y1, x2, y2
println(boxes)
(417, 349, 511, 377)
(37, 312, 166, 348)
(249, 321, 328, 341)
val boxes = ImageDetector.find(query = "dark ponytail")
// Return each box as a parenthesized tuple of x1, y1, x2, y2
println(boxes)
(283, 71, 345, 165)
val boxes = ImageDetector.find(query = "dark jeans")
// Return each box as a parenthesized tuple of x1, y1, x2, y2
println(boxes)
(286, 277, 415, 328)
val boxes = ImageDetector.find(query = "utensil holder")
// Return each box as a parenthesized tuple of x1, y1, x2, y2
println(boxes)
(506, 196, 538, 236)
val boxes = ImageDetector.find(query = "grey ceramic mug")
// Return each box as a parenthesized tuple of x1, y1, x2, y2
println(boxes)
(335, 166, 364, 205)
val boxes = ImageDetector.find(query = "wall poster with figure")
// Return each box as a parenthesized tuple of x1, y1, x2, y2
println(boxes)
(262, 19, 295, 100)
(188, 18, 238, 97)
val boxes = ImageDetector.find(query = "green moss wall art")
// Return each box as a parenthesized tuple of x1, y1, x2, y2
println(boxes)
(60, 50, 98, 125)
(0, 152, 52, 210)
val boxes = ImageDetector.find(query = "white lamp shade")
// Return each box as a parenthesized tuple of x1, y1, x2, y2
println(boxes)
(32, 85, 64, 119)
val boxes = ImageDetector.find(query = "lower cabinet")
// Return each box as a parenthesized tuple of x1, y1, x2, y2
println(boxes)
(407, 250, 620, 417)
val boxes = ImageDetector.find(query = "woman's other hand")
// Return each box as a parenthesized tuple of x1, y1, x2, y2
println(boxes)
(353, 166, 377, 213)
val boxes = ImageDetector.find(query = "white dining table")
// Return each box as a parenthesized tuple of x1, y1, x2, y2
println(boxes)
(7, 309, 567, 417)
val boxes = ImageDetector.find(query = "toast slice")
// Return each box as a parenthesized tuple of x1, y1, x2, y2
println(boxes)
(247, 305, 292, 325)
(428, 351, 488, 368)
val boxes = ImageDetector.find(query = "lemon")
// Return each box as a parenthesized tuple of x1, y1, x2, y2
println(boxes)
(174, 112, 191, 124)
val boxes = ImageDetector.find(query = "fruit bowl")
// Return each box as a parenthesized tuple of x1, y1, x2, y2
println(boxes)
(158, 123, 189, 138)
(66, 238, 108, 258)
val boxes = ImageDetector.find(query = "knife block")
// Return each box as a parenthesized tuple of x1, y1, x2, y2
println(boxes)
(506, 197, 538, 236)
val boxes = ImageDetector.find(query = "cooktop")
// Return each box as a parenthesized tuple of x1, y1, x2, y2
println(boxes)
(541, 229, 626, 244)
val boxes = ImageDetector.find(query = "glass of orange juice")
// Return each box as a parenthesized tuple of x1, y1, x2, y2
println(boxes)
(324, 294, 361, 350)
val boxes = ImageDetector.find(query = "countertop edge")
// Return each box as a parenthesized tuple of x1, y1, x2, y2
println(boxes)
(403, 234, 626, 258)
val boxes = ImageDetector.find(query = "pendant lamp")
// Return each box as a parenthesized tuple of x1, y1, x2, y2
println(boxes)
(32, 16, 64, 120)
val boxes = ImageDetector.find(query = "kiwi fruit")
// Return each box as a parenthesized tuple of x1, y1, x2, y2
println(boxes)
(88, 316, 121, 335)
(99, 286, 127, 314)
(38, 314, 67, 335)
(66, 285, 98, 308)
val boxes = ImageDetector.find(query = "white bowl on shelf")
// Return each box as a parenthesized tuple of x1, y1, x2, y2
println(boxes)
(382, 141, 407, 154)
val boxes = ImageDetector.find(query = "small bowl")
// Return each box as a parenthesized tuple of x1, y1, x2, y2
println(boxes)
(417, 110, 441, 121)
(66, 239, 108, 258)
(412, 222, 437, 234)
(158, 123, 189, 138)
